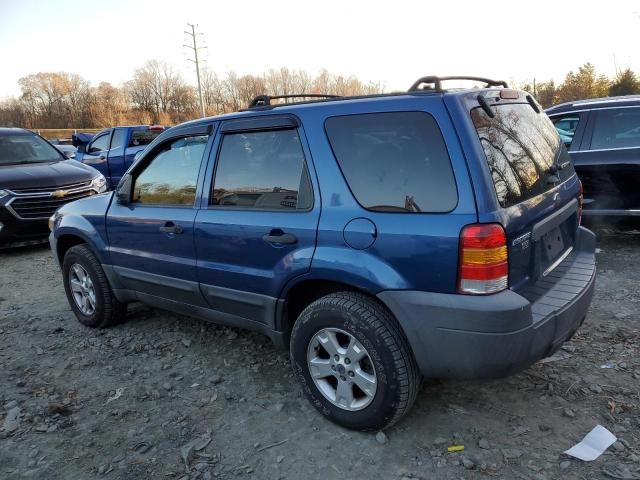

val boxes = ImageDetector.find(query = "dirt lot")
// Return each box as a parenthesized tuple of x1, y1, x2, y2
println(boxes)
(1, 224, 639, 480)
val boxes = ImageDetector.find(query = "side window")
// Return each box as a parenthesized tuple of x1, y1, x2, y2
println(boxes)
(551, 114, 581, 147)
(129, 129, 165, 147)
(325, 112, 457, 213)
(211, 129, 312, 210)
(110, 129, 127, 152)
(591, 108, 640, 150)
(88, 133, 111, 153)
(132, 135, 208, 206)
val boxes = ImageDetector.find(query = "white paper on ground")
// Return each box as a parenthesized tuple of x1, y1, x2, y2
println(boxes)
(564, 425, 617, 461)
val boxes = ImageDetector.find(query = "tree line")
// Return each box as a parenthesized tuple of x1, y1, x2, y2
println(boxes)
(0, 62, 383, 129)
(518, 63, 640, 108)
(1, 61, 639, 129)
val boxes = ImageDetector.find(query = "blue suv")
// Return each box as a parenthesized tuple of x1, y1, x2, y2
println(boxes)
(49, 76, 597, 431)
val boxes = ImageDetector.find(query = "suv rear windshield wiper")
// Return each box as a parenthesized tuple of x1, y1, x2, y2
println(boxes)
(546, 140, 573, 184)
(549, 140, 571, 174)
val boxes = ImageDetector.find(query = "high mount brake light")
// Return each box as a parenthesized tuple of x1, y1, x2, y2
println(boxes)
(458, 224, 508, 295)
(500, 89, 520, 99)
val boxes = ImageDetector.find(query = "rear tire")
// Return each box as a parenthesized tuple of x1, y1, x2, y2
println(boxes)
(62, 244, 127, 328)
(290, 291, 420, 431)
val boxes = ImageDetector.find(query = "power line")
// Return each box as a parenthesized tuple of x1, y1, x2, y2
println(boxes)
(184, 23, 206, 118)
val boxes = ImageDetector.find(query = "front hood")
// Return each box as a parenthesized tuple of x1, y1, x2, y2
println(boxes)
(0, 160, 98, 191)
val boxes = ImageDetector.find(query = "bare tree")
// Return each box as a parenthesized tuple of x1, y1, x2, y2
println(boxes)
(127, 60, 190, 123)
(236, 74, 266, 107)
(4, 65, 386, 128)
(0, 98, 25, 127)
(221, 72, 242, 112)
(91, 82, 130, 127)
(16, 72, 92, 128)
(200, 69, 226, 115)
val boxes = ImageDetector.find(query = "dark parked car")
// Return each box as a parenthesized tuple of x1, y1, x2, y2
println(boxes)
(0, 128, 107, 248)
(546, 95, 640, 216)
(50, 77, 596, 430)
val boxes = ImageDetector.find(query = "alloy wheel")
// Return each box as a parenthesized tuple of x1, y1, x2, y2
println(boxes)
(69, 263, 96, 315)
(306, 328, 377, 411)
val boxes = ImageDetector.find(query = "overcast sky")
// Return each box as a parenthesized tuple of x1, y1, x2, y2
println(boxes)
(1, 0, 639, 99)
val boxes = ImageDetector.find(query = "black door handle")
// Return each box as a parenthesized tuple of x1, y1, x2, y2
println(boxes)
(159, 222, 183, 234)
(263, 229, 297, 245)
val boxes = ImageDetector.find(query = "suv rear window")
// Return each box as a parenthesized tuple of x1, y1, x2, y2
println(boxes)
(471, 104, 575, 208)
(325, 112, 458, 213)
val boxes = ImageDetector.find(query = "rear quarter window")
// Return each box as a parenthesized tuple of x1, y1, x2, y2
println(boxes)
(551, 114, 582, 147)
(325, 112, 458, 213)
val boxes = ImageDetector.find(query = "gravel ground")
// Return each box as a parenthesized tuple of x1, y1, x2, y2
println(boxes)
(1, 224, 639, 480)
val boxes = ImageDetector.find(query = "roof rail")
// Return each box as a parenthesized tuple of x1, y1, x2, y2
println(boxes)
(409, 76, 509, 92)
(248, 94, 341, 108)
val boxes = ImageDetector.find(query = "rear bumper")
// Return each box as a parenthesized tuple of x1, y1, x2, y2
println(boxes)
(378, 226, 596, 379)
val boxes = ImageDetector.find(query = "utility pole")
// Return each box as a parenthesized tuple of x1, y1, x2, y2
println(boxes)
(184, 23, 206, 118)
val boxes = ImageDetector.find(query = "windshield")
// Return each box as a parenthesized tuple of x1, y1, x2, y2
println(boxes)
(471, 103, 575, 208)
(0, 134, 63, 165)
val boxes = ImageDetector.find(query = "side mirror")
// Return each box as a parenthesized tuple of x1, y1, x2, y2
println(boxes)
(63, 150, 76, 159)
(77, 143, 86, 153)
(116, 174, 133, 205)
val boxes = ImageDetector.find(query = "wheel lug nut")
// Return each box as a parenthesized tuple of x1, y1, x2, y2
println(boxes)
(344, 358, 351, 365)
(348, 371, 354, 377)
(334, 355, 339, 361)
(331, 365, 336, 371)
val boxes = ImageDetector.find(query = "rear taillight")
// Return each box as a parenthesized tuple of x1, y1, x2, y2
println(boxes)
(458, 224, 508, 295)
(578, 180, 583, 225)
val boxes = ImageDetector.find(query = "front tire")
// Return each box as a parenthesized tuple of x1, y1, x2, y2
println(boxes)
(290, 291, 420, 431)
(62, 244, 127, 328)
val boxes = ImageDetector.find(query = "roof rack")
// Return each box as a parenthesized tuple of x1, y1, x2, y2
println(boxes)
(248, 94, 341, 108)
(409, 76, 509, 92)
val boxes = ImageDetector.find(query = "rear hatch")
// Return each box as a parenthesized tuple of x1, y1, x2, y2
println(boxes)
(469, 94, 581, 290)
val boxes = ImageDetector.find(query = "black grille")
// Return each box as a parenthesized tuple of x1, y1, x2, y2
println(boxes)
(9, 190, 95, 219)
(11, 180, 92, 195)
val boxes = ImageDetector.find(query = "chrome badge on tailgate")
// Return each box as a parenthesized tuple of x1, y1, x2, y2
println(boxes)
(512, 231, 531, 250)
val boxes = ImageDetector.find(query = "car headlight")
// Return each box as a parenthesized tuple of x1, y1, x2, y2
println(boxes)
(0, 189, 9, 199)
(91, 174, 108, 193)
